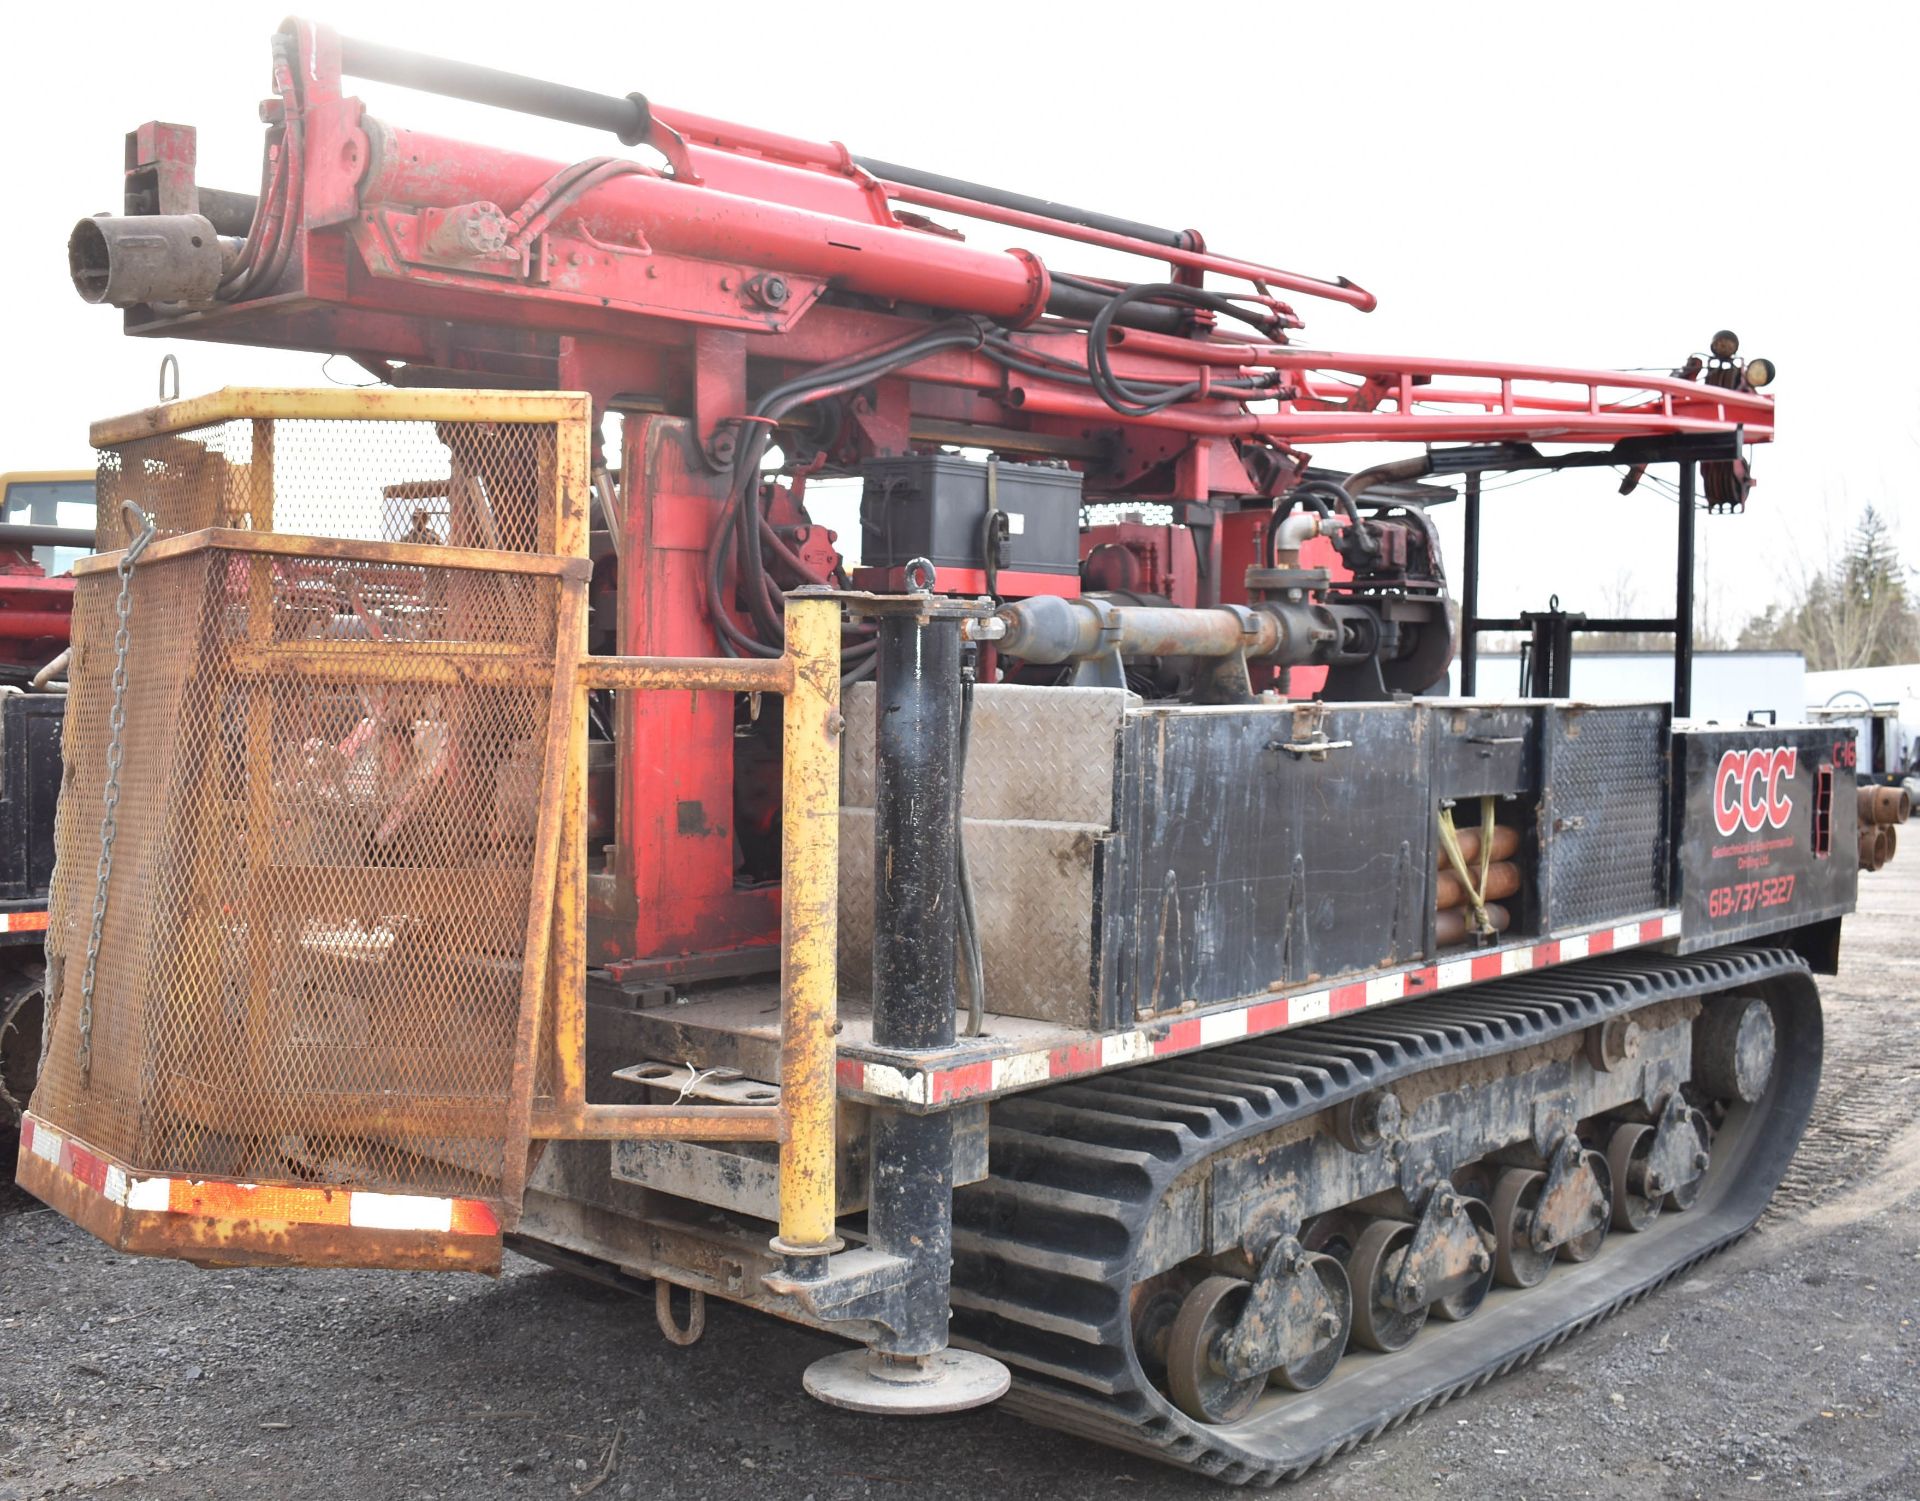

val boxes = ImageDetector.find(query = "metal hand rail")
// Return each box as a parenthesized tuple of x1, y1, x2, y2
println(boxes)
(527, 593, 844, 1256)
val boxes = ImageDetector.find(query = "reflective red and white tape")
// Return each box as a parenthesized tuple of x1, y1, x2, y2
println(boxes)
(839, 912, 1686, 1108)
(0, 910, 48, 934)
(18, 1114, 500, 1237)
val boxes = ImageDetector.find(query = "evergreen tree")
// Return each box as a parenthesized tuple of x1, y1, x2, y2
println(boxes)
(1736, 504, 1917, 669)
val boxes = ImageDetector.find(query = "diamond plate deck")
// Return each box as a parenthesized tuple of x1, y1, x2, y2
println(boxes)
(840, 682, 1127, 824)
(838, 684, 1124, 1026)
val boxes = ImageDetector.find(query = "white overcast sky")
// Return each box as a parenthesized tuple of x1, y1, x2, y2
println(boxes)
(3, 2, 1915, 635)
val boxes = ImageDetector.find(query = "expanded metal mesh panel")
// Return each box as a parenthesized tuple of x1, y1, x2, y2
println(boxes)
(1543, 705, 1670, 930)
(35, 546, 558, 1202)
(96, 417, 560, 554)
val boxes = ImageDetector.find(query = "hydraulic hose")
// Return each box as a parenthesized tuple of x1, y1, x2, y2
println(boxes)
(1086, 284, 1287, 417)
(703, 319, 990, 672)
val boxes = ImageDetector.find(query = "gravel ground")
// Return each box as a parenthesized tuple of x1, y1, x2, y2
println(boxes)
(4, 861, 1916, 1501)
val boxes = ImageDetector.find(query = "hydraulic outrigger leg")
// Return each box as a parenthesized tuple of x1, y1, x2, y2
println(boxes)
(803, 588, 1010, 1414)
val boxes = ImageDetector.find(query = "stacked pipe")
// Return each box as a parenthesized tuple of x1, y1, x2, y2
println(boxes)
(1857, 785, 1910, 872)
(1435, 824, 1519, 945)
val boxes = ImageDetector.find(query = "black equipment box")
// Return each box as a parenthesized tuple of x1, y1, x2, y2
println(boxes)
(0, 692, 64, 942)
(1670, 723, 1856, 954)
(859, 454, 1082, 578)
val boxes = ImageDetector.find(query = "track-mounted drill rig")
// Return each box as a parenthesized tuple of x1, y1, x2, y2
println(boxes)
(22, 21, 1865, 1481)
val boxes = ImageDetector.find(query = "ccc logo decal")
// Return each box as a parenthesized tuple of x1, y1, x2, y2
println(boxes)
(1713, 747, 1797, 837)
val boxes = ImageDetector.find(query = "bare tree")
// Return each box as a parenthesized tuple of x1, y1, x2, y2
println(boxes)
(1570, 567, 1681, 652)
(1739, 504, 1917, 669)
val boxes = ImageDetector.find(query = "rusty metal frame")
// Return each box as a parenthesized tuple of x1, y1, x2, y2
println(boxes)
(527, 591, 843, 1254)
(70, 528, 589, 579)
(87, 386, 598, 451)
(42, 386, 844, 1262)
(89, 387, 595, 562)
(46, 387, 600, 1241)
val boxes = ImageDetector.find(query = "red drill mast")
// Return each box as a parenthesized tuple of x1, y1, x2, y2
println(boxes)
(71, 18, 1774, 977)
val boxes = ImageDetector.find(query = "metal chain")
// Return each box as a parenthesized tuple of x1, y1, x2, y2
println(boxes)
(77, 500, 157, 1086)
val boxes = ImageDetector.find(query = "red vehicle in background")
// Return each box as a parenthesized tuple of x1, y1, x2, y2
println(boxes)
(0, 470, 89, 1158)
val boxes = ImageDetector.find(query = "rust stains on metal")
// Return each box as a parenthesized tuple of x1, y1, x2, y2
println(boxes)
(15, 1145, 502, 1274)
(775, 594, 843, 1252)
(578, 654, 794, 695)
(75, 526, 592, 580)
(89, 387, 593, 449)
(533, 595, 839, 1175)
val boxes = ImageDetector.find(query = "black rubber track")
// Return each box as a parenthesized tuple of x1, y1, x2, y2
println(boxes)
(950, 945, 1822, 1484)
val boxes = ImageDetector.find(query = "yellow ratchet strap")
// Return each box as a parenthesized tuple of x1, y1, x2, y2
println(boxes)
(1436, 795, 1500, 938)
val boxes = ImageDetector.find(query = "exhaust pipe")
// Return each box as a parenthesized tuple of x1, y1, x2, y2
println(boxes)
(68, 214, 228, 307)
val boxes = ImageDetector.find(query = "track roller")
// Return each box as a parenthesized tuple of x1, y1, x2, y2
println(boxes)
(1164, 1236, 1354, 1421)
(1606, 1122, 1662, 1231)
(1167, 1277, 1266, 1424)
(1428, 1197, 1497, 1322)
(1493, 1134, 1612, 1283)
(1492, 1169, 1555, 1286)
(1608, 1092, 1713, 1230)
(1559, 1153, 1613, 1263)
(1347, 1219, 1427, 1353)
(1266, 1255, 1352, 1390)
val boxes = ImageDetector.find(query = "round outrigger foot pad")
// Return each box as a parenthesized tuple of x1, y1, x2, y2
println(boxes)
(803, 1347, 1011, 1415)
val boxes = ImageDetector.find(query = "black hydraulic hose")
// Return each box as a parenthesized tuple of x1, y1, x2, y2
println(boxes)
(981, 335, 1276, 400)
(1268, 490, 1333, 566)
(1302, 478, 1376, 552)
(218, 123, 283, 297)
(704, 320, 989, 670)
(756, 318, 988, 414)
(1087, 283, 1282, 418)
(734, 430, 788, 644)
(505, 157, 655, 248)
(225, 33, 306, 302)
(250, 109, 306, 297)
(217, 133, 280, 292)
(1042, 281, 1194, 335)
(739, 321, 987, 644)
(218, 36, 289, 297)
(1267, 478, 1378, 566)
(756, 512, 832, 586)
(704, 479, 781, 659)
